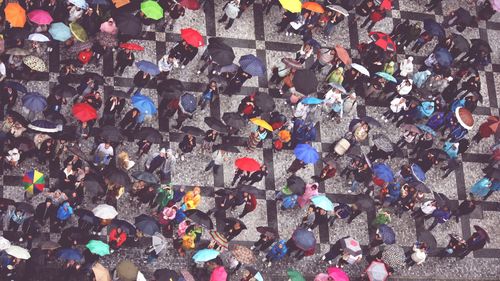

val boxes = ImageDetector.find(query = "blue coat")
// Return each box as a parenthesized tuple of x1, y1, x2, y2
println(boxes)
(443, 141, 459, 159)
(282, 195, 298, 209)
(426, 112, 445, 130)
(267, 240, 288, 261)
(470, 178, 499, 197)
(56, 202, 73, 221)
(416, 101, 435, 119)
(431, 208, 451, 224)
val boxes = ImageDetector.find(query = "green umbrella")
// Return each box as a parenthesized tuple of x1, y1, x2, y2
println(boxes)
(86, 240, 110, 256)
(141, 0, 164, 20)
(69, 22, 88, 42)
(287, 269, 305, 281)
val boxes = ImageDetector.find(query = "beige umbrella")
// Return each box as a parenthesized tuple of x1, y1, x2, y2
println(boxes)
(230, 244, 256, 264)
(6, 47, 30, 56)
(116, 260, 138, 281)
(23, 55, 46, 72)
(5, 245, 31, 259)
(92, 262, 112, 281)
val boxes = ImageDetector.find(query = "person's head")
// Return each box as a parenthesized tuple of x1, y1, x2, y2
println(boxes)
(193, 186, 201, 195)
(45, 198, 52, 207)
(95, 92, 101, 99)
(82, 121, 87, 128)
(234, 222, 241, 229)
(104, 142, 111, 149)
(456, 25, 466, 33)
(116, 227, 123, 233)
(243, 191, 249, 197)
(159, 148, 166, 157)
(209, 80, 217, 88)
(66, 163, 73, 170)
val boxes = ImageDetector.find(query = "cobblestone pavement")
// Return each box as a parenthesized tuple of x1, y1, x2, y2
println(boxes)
(1, 0, 500, 280)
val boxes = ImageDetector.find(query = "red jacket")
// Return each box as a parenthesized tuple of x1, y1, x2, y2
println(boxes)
(244, 194, 257, 212)
(109, 228, 127, 247)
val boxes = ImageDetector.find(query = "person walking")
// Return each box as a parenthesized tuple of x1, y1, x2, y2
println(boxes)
(451, 199, 476, 222)
(114, 48, 135, 75)
(438, 234, 466, 259)
(218, 0, 240, 30)
(404, 242, 427, 268)
(458, 226, 489, 259)
(320, 237, 348, 264)
(262, 239, 288, 267)
(205, 149, 227, 174)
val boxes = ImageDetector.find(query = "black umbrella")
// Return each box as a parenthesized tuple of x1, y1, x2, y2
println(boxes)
(226, 217, 247, 230)
(256, 226, 279, 239)
(74, 209, 99, 225)
(131, 171, 159, 184)
(53, 84, 77, 97)
(286, 176, 306, 195)
(15, 202, 35, 213)
(157, 79, 184, 98)
(181, 126, 205, 136)
(6, 110, 28, 126)
(154, 269, 179, 281)
(204, 117, 229, 133)
(83, 179, 104, 197)
(451, 33, 470, 53)
(423, 18, 445, 38)
(103, 167, 131, 188)
(0, 198, 15, 207)
(236, 185, 260, 194)
(184, 209, 214, 229)
(470, 39, 492, 53)
(213, 144, 240, 153)
(207, 37, 235, 66)
(14, 137, 35, 152)
(134, 214, 160, 236)
(222, 112, 246, 129)
(455, 8, 474, 26)
(67, 145, 88, 161)
(45, 111, 67, 125)
(254, 92, 276, 112)
(292, 69, 318, 95)
(111, 90, 129, 98)
(410, 182, 431, 193)
(82, 72, 105, 85)
(113, 11, 142, 37)
(417, 230, 437, 252)
(110, 219, 137, 236)
(97, 125, 123, 143)
(473, 225, 490, 243)
(136, 127, 163, 143)
(4, 81, 28, 94)
(433, 192, 450, 208)
(360, 116, 382, 127)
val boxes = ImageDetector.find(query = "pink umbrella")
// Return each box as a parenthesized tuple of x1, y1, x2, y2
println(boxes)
(209, 266, 227, 281)
(490, 0, 500, 12)
(314, 273, 330, 281)
(28, 10, 53, 25)
(328, 267, 350, 281)
(100, 19, 118, 35)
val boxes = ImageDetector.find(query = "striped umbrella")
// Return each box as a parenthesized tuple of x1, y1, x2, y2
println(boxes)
(23, 169, 45, 194)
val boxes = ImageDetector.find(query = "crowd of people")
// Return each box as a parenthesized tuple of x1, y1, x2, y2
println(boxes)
(0, 0, 499, 280)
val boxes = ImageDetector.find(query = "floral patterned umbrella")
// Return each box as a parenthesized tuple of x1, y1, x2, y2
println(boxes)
(230, 244, 256, 264)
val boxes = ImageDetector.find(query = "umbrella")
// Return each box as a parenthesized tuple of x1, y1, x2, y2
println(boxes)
(372, 134, 394, 152)
(410, 182, 431, 193)
(311, 195, 334, 211)
(86, 240, 110, 256)
(213, 144, 240, 153)
(254, 92, 276, 112)
(341, 237, 362, 256)
(366, 261, 388, 281)
(375, 72, 397, 83)
(373, 163, 394, 183)
(141, 0, 164, 20)
(335, 45, 351, 65)
(181, 126, 205, 136)
(134, 215, 160, 235)
(418, 230, 437, 252)
(114, 12, 142, 37)
(230, 245, 256, 264)
(433, 192, 450, 208)
(487, 116, 500, 133)
(110, 219, 137, 236)
(93, 204, 118, 219)
(209, 231, 229, 249)
(23, 170, 45, 194)
(411, 163, 426, 182)
(119, 42, 144, 51)
(237, 185, 260, 194)
(23, 56, 46, 72)
(5, 245, 30, 260)
(132, 94, 157, 116)
(180, 270, 195, 281)
(38, 241, 61, 250)
(6, 48, 30, 56)
(256, 226, 279, 239)
(292, 228, 316, 251)
(293, 69, 318, 95)
(135, 60, 160, 76)
(57, 248, 83, 262)
(152, 233, 168, 254)
(28, 120, 62, 133)
(327, 5, 349, 16)
(69, 22, 88, 42)
(15, 137, 36, 152)
(180, 0, 200, 10)
(49, 22, 71, 41)
(491, 0, 500, 11)
(193, 249, 220, 262)
(455, 107, 474, 130)
(416, 124, 436, 136)
(131, 171, 159, 184)
(207, 38, 235, 66)
(75, 208, 100, 225)
(184, 209, 213, 229)
(158, 79, 184, 97)
(351, 63, 370, 76)
(303, 1, 325, 13)
(69, 0, 89, 9)
(83, 72, 105, 84)
(0, 237, 11, 251)
(4, 81, 28, 94)
(378, 224, 396, 244)
(279, 0, 302, 12)
(423, 18, 445, 38)
(470, 39, 492, 53)
(0, 198, 15, 208)
(381, 244, 405, 270)
(96, 32, 118, 48)
(327, 267, 349, 281)
(28, 33, 50, 42)
(281, 57, 304, 69)
(28, 10, 53, 25)
(294, 144, 320, 164)
(136, 127, 163, 143)
(301, 96, 323, 105)
(53, 84, 77, 98)
(451, 33, 470, 53)
(100, 20, 118, 35)
(116, 260, 139, 281)
(474, 225, 490, 243)
(235, 157, 261, 172)
(181, 28, 205, 47)
(400, 123, 422, 134)
(154, 269, 179, 281)
(434, 47, 453, 68)
(239, 55, 265, 77)
(111, 90, 129, 98)
(4, 3, 26, 28)
(179, 93, 197, 114)
(103, 167, 131, 187)
(15, 202, 35, 213)
(287, 269, 305, 281)
(222, 112, 246, 129)
(72, 103, 98, 122)
(68, 41, 94, 53)
(286, 175, 306, 194)
(92, 263, 112, 281)
(369, 32, 396, 52)
(250, 118, 273, 131)
(97, 125, 123, 142)
(205, 117, 229, 133)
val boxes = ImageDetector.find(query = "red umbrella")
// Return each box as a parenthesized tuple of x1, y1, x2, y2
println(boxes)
(369, 32, 396, 52)
(119, 42, 144, 51)
(72, 103, 97, 122)
(235, 157, 260, 172)
(379, 0, 392, 11)
(180, 0, 200, 10)
(181, 28, 205, 47)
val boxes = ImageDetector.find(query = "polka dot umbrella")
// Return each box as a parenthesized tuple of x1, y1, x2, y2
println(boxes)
(22, 169, 45, 194)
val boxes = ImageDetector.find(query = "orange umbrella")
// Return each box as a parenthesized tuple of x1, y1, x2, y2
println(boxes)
(487, 116, 500, 133)
(302, 1, 325, 13)
(335, 45, 351, 65)
(5, 3, 26, 28)
(112, 0, 130, 8)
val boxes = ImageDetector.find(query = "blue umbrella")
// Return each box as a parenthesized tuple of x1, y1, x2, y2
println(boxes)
(423, 18, 445, 39)
(294, 143, 320, 164)
(192, 249, 220, 262)
(28, 120, 63, 133)
(57, 248, 83, 262)
(416, 124, 436, 136)
(434, 47, 453, 68)
(4, 81, 27, 93)
(411, 163, 426, 182)
(179, 93, 196, 114)
(375, 72, 397, 83)
(135, 60, 160, 76)
(378, 224, 396, 244)
(22, 93, 47, 113)
(49, 22, 71, 42)
(69, 0, 89, 9)
(373, 163, 394, 183)
(239, 54, 265, 77)
(300, 97, 323, 105)
(135, 218, 160, 236)
(291, 228, 316, 251)
(328, 82, 347, 93)
(131, 94, 157, 116)
(311, 195, 334, 211)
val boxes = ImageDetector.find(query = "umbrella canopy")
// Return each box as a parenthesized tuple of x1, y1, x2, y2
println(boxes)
(451, 33, 470, 53)
(0, 237, 11, 251)
(110, 219, 137, 236)
(6, 245, 30, 260)
(335, 45, 351, 65)
(282, 57, 304, 69)
(434, 47, 453, 68)
(53, 84, 77, 98)
(292, 228, 316, 251)
(134, 215, 160, 235)
(470, 39, 492, 53)
(136, 127, 163, 143)
(72, 103, 97, 122)
(116, 260, 139, 281)
(103, 167, 131, 187)
(23, 169, 45, 194)
(5, 81, 28, 94)
(98, 125, 123, 142)
(57, 248, 83, 262)
(86, 240, 110, 256)
(213, 144, 240, 153)
(433, 192, 450, 208)
(141, 0, 164, 20)
(423, 18, 445, 38)
(49, 22, 71, 41)
(378, 224, 396, 244)
(235, 157, 261, 172)
(256, 226, 279, 239)
(327, 267, 349, 281)
(287, 269, 306, 281)
(158, 79, 184, 97)
(455, 107, 474, 130)
(207, 38, 235, 66)
(69, 0, 89, 9)
(250, 118, 273, 131)
(180, 0, 200, 10)
(135, 60, 160, 76)
(15, 202, 35, 213)
(114, 12, 142, 37)
(369, 32, 396, 52)
(154, 269, 179, 281)
(181, 126, 205, 136)
(179, 93, 197, 114)
(92, 262, 112, 281)
(68, 41, 94, 54)
(366, 261, 388, 281)
(341, 237, 362, 255)
(411, 163, 426, 182)
(287, 175, 306, 194)
(38, 240, 61, 250)
(279, 0, 302, 12)
(239, 54, 265, 77)
(418, 230, 437, 252)
(28, 120, 62, 133)
(75, 208, 100, 225)
(23, 56, 46, 72)
(294, 144, 320, 164)
(254, 92, 276, 112)
(230, 245, 256, 264)
(180, 270, 195, 281)
(381, 244, 405, 270)
(411, 182, 431, 193)
(193, 249, 220, 262)
(222, 112, 246, 128)
(302, 1, 325, 13)
(28, 33, 50, 42)
(131, 171, 159, 184)
(209, 230, 229, 249)
(0, 198, 15, 208)
(83, 72, 105, 84)
(6, 47, 30, 56)
(351, 63, 370, 76)
(327, 5, 349, 16)
(375, 72, 397, 83)
(204, 117, 229, 133)
(5, 3, 26, 28)
(132, 94, 157, 116)
(373, 163, 394, 183)
(185, 209, 213, 229)
(311, 195, 334, 211)
(181, 28, 205, 47)
(69, 22, 88, 42)
(96, 32, 118, 48)
(372, 134, 394, 152)
(100, 20, 118, 35)
(119, 42, 144, 51)
(293, 69, 318, 95)
(93, 204, 118, 219)
(416, 124, 436, 136)
(301, 96, 323, 105)
(237, 184, 260, 194)
(152, 233, 168, 254)
(28, 10, 53, 25)
(474, 225, 490, 242)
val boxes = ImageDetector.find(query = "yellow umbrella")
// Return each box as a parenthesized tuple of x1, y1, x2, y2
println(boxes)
(69, 22, 88, 42)
(279, 0, 302, 13)
(250, 118, 273, 132)
(22, 55, 46, 72)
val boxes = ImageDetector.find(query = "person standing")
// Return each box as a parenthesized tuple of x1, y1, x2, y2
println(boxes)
(311, 163, 336, 183)
(165, 1, 185, 30)
(224, 68, 252, 96)
(169, 40, 199, 69)
(205, 149, 227, 174)
(128, 70, 151, 95)
(114, 48, 135, 75)
(451, 199, 476, 222)
(243, 165, 268, 186)
(34, 198, 55, 226)
(320, 237, 348, 264)
(100, 96, 125, 126)
(262, 239, 288, 267)
(218, 0, 240, 30)
(178, 134, 196, 161)
(119, 108, 141, 132)
(94, 142, 114, 168)
(199, 81, 219, 110)
(458, 226, 489, 259)
(438, 234, 466, 259)
(108, 227, 127, 252)
(236, 191, 257, 218)
(404, 242, 427, 268)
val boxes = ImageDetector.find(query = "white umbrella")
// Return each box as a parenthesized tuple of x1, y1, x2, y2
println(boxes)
(351, 63, 370, 76)
(327, 5, 349, 16)
(0, 236, 11, 251)
(28, 33, 51, 42)
(92, 204, 118, 219)
(152, 233, 167, 255)
(366, 261, 389, 281)
(5, 245, 31, 259)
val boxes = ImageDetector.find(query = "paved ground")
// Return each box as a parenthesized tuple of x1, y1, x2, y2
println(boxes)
(1, 0, 500, 280)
